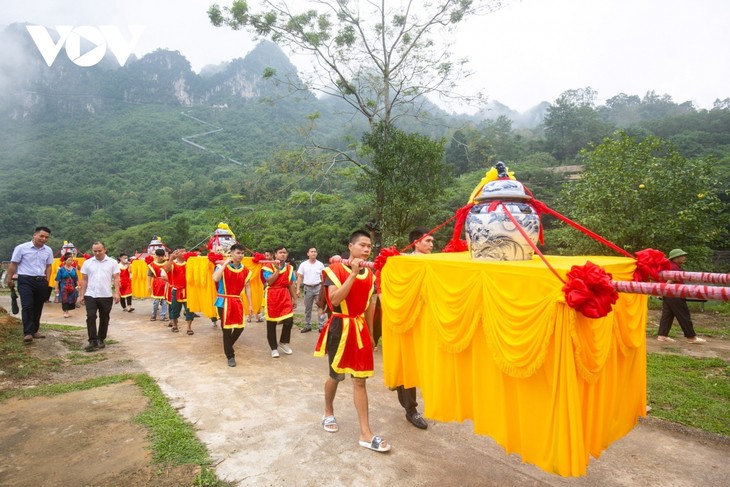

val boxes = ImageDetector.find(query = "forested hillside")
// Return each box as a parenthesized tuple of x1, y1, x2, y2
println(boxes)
(0, 24, 727, 267)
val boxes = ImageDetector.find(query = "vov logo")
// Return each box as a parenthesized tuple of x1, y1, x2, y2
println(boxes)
(26, 25, 145, 67)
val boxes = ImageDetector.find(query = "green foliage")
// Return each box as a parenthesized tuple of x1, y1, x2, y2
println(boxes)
(647, 354, 730, 436)
(554, 131, 728, 265)
(543, 87, 616, 161)
(361, 123, 450, 247)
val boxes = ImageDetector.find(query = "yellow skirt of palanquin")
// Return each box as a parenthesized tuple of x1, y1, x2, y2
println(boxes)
(380, 252, 646, 477)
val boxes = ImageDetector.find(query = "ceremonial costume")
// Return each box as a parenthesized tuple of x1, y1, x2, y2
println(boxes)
(148, 261, 168, 299)
(118, 262, 133, 311)
(262, 262, 296, 321)
(214, 263, 251, 328)
(214, 262, 252, 360)
(315, 263, 375, 378)
(167, 259, 194, 322)
(119, 264, 132, 298)
(262, 261, 296, 353)
(147, 260, 168, 320)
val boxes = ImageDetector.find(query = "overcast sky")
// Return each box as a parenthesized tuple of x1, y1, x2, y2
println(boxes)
(2, 0, 728, 112)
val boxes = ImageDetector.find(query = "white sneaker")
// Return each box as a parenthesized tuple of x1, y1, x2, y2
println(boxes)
(279, 343, 292, 355)
(271, 349, 280, 358)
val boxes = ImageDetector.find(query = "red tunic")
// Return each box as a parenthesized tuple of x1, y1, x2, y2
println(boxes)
(166, 260, 188, 303)
(118, 264, 132, 298)
(314, 263, 375, 378)
(262, 263, 295, 322)
(148, 260, 168, 299)
(215, 264, 251, 329)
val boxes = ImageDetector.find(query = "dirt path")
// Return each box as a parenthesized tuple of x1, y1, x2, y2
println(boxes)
(1, 295, 729, 486)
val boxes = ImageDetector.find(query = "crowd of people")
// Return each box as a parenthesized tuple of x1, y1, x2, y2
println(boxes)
(6, 225, 708, 454)
(5, 226, 446, 453)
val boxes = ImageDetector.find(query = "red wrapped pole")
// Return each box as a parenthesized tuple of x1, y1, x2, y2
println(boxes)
(612, 281, 730, 301)
(329, 255, 375, 269)
(658, 271, 730, 285)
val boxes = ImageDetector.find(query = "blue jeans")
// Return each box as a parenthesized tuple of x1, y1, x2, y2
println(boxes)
(152, 298, 168, 319)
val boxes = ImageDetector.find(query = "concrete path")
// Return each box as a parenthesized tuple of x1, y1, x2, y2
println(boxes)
(3, 295, 729, 486)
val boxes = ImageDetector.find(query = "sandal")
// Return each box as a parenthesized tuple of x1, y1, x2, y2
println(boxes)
(657, 336, 675, 342)
(187, 329, 194, 335)
(687, 337, 706, 344)
(172, 326, 179, 333)
(359, 436, 391, 452)
(322, 415, 338, 433)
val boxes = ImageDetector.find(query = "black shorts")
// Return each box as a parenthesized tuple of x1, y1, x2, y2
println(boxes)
(326, 318, 346, 381)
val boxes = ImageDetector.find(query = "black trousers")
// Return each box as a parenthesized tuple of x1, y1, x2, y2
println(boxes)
(120, 296, 132, 308)
(17, 275, 50, 336)
(266, 317, 293, 350)
(658, 297, 696, 338)
(85, 296, 113, 341)
(219, 306, 244, 359)
(396, 386, 418, 414)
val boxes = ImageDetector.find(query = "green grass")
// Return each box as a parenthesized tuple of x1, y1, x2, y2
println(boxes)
(0, 321, 61, 380)
(66, 352, 107, 365)
(134, 374, 231, 486)
(0, 373, 138, 401)
(647, 353, 730, 436)
(44, 323, 84, 331)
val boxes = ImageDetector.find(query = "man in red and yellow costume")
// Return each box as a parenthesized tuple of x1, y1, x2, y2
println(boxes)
(314, 230, 391, 453)
(213, 243, 254, 367)
(261, 245, 297, 358)
(118, 253, 134, 312)
(165, 248, 196, 335)
(146, 248, 168, 322)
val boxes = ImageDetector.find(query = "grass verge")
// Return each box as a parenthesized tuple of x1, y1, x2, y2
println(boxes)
(647, 353, 730, 436)
(134, 374, 230, 486)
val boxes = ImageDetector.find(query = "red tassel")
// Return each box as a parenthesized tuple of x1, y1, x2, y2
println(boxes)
(442, 203, 474, 253)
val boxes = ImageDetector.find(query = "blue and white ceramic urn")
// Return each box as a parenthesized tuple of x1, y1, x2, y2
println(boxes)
(465, 164, 541, 261)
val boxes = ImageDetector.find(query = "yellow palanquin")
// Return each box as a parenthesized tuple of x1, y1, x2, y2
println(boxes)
(380, 252, 647, 477)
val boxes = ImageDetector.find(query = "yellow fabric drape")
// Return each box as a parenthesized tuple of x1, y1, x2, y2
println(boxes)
(184, 256, 264, 319)
(380, 252, 647, 477)
(131, 259, 149, 298)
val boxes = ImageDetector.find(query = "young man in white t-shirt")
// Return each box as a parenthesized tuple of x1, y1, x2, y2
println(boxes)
(296, 247, 326, 332)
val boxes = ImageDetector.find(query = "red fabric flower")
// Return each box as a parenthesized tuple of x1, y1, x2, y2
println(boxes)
(144, 255, 154, 265)
(634, 248, 670, 282)
(207, 252, 224, 264)
(563, 261, 618, 318)
(252, 252, 267, 263)
(182, 251, 198, 262)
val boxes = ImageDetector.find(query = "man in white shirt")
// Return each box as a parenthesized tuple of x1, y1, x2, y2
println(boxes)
(296, 247, 326, 332)
(79, 241, 120, 352)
